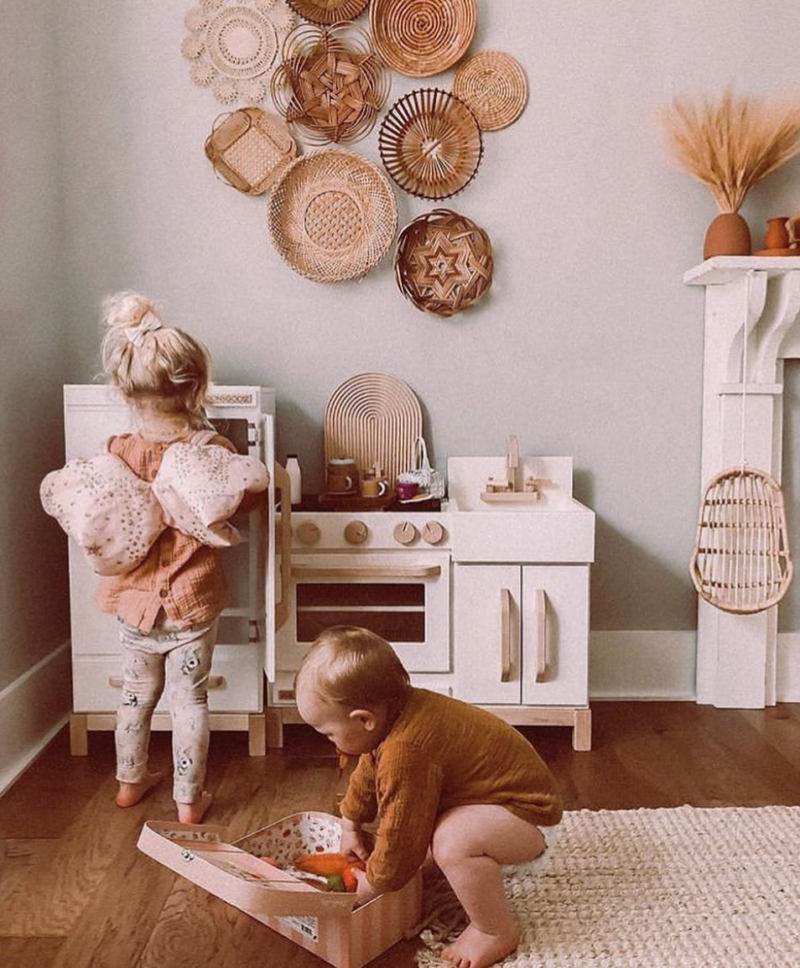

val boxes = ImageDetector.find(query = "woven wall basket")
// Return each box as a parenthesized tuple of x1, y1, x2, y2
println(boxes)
(287, 0, 370, 26)
(267, 149, 398, 282)
(452, 50, 528, 131)
(204, 107, 297, 195)
(270, 22, 390, 146)
(690, 466, 794, 614)
(379, 88, 483, 200)
(324, 372, 423, 485)
(370, 0, 477, 77)
(394, 208, 493, 317)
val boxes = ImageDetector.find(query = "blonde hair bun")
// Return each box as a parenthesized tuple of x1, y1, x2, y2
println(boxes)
(102, 290, 161, 334)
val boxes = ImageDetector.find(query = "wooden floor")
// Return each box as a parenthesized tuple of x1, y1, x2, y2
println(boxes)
(2, 701, 800, 968)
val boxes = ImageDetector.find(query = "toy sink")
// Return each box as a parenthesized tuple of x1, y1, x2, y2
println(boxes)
(138, 811, 422, 968)
(444, 456, 595, 563)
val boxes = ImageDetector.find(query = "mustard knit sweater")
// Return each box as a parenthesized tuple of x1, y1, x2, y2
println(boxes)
(339, 688, 562, 893)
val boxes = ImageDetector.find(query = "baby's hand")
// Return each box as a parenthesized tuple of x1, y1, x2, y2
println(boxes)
(340, 818, 371, 862)
(352, 867, 380, 906)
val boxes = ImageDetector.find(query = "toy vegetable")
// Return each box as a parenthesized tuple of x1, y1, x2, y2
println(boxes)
(294, 852, 366, 892)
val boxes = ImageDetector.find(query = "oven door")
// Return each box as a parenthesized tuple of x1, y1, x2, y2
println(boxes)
(273, 551, 450, 702)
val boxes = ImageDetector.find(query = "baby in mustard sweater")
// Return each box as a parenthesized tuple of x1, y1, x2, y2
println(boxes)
(295, 626, 562, 968)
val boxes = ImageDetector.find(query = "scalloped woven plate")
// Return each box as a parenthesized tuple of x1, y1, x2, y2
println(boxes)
(369, 0, 477, 77)
(267, 149, 398, 282)
(379, 88, 483, 199)
(452, 50, 528, 131)
(287, 0, 370, 26)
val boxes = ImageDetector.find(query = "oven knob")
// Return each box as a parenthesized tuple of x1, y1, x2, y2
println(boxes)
(296, 521, 321, 545)
(422, 521, 445, 545)
(393, 521, 418, 545)
(344, 521, 369, 545)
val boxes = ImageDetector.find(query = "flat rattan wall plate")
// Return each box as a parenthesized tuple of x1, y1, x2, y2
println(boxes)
(183, 1, 296, 105)
(452, 50, 528, 131)
(370, 0, 477, 77)
(205, 107, 297, 194)
(267, 149, 398, 282)
(690, 466, 794, 614)
(287, 0, 370, 26)
(270, 22, 390, 145)
(379, 88, 483, 200)
(395, 208, 493, 317)
(324, 372, 423, 485)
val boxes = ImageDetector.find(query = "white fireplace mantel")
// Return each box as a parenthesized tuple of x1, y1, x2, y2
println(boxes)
(685, 256, 800, 708)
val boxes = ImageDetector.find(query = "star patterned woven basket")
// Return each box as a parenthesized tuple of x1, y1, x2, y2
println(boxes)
(394, 208, 493, 317)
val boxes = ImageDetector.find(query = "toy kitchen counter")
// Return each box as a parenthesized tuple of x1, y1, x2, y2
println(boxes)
(269, 454, 595, 751)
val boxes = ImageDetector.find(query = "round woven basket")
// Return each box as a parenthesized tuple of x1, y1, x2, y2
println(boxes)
(394, 208, 493, 317)
(369, 0, 477, 77)
(379, 88, 483, 199)
(204, 107, 297, 195)
(287, 0, 370, 26)
(452, 50, 528, 131)
(268, 149, 398, 283)
(271, 22, 390, 145)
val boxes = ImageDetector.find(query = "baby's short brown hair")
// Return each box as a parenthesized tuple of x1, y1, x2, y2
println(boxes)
(296, 626, 410, 711)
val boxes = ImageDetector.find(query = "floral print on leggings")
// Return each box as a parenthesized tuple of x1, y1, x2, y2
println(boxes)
(115, 617, 218, 804)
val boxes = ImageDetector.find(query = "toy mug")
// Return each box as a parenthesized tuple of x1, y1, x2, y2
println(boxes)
(396, 480, 419, 501)
(327, 458, 358, 494)
(359, 474, 389, 498)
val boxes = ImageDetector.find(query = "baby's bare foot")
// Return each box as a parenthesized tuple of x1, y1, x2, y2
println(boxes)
(115, 772, 164, 808)
(442, 922, 520, 968)
(178, 791, 213, 824)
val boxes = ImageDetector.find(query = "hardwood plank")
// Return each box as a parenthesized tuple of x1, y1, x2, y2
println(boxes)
(3, 937, 64, 968)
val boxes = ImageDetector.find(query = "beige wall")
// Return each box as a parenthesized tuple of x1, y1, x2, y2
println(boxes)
(0, 0, 71, 691)
(9, 0, 800, 698)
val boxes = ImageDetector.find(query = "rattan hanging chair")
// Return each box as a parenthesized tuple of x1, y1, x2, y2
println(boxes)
(690, 466, 793, 614)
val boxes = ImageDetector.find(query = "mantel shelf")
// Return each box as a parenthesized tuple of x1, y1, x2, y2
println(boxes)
(684, 256, 800, 287)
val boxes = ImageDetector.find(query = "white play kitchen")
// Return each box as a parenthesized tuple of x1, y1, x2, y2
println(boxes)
(62, 373, 595, 756)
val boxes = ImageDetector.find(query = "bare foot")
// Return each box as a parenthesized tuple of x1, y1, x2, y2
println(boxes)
(442, 922, 520, 968)
(115, 772, 164, 808)
(178, 791, 213, 824)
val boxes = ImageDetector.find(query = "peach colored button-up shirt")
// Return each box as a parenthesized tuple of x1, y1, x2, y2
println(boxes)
(94, 431, 259, 633)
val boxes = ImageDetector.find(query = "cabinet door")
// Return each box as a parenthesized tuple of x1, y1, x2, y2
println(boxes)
(453, 564, 521, 704)
(521, 565, 589, 706)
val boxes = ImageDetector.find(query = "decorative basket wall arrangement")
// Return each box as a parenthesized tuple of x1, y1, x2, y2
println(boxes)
(287, 0, 371, 26)
(270, 22, 390, 145)
(452, 50, 528, 132)
(267, 148, 398, 282)
(394, 208, 493, 317)
(204, 107, 297, 194)
(690, 466, 793, 614)
(182, 0, 296, 105)
(324, 372, 423, 486)
(379, 88, 483, 200)
(370, 0, 477, 78)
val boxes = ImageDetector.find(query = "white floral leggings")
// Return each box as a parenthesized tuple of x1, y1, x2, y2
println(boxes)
(115, 615, 219, 804)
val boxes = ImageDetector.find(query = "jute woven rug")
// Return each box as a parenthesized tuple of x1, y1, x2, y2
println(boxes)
(414, 805, 800, 968)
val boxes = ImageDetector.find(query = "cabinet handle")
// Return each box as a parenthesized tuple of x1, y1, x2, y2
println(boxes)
(291, 565, 441, 580)
(274, 461, 292, 632)
(500, 587, 512, 682)
(108, 675, 226, 689)
(531, 588, 547, 682)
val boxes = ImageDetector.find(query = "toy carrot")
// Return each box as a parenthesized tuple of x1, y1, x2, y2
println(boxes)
(294, 852, 366, 883)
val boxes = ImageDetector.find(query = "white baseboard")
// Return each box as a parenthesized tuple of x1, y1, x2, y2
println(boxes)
(0, 640, 72, 798)
(589, 631, 697, 700)
(777, 633, 800, 701)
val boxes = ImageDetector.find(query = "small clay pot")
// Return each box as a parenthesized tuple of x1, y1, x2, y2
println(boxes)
(763, 216, 790, 250)
(703, 211, 751, 259)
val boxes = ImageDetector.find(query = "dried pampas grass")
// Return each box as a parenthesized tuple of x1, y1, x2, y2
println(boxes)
(663, 90, 800, 213)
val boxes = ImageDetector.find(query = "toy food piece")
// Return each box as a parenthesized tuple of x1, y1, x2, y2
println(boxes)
(294, 852, 366, 891)
(326, 874, 346, 892)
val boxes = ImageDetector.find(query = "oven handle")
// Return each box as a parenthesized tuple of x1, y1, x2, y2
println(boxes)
(273, 461, 292, 631)
(290, 565, 441, 580)
(500, 587, 512, 682)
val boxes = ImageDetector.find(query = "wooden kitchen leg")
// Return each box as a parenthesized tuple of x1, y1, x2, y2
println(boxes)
(572, 708, 592, 751)
(266, 708, 284, 749)
(248, 713, 266, 756)
(70, 713, 89, 756)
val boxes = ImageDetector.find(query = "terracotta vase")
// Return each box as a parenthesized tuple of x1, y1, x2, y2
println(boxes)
(703, 211, 751, 259)
(763, 216, 790, 251)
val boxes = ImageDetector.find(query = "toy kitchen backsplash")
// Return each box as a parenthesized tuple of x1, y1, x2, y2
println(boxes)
(63, 374, 595, 758)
